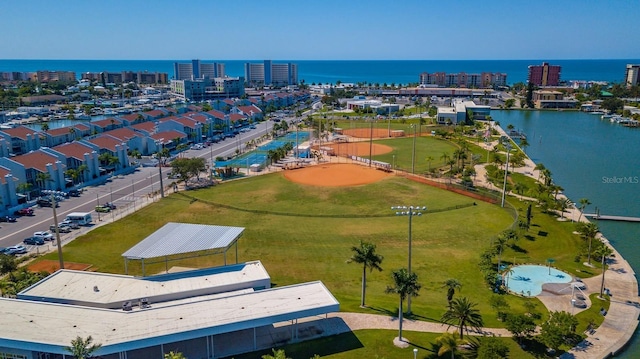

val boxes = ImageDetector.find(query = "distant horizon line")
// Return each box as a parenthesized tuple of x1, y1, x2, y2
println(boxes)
(3, 58, 640, 62)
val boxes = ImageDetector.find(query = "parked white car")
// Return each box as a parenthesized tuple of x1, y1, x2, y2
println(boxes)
(33, 231, 54, 241)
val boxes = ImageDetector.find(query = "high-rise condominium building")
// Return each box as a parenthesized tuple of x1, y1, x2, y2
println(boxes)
(625, 64, 640, 88)
(244, 60, 297, 87)
(527, 62, 561, 86)
(173, 60, 225, 81)
(419, 71, 507, 88)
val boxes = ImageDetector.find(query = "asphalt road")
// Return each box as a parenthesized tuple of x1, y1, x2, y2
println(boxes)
(0, 119, 282, 250)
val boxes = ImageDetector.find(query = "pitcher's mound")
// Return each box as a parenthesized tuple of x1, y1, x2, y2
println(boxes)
(284, 163, 391, 187)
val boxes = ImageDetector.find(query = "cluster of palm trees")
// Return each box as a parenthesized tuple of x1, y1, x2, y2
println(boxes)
(266, 142, 294, 166)
(348, 241, 487, 355)
(64, 164, 89, 185)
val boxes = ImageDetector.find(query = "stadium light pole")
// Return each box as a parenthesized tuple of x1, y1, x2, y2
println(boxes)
(391, 205, 426, 314)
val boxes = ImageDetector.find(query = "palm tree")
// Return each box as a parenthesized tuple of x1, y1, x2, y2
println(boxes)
(558, 197, 572, 219)
(66, 336, 101, 359)
(494, 234, 508, 274)
(436, 332, 464, 359)
(348, 240, 383, 307)
(577, 222, 599, 265)
(262, 349, 290, 359)
(596, 245, 614, 297)
(425, 156, 434, 172)
(442, 279, 462, 305)
(385, 268, 421, 340)
(578, 198, 591, 222)
(441, 297, 484, 339)
(441, 152, 450, 165)
(35, 172, 52, 190)
(164, 351, 187, 359)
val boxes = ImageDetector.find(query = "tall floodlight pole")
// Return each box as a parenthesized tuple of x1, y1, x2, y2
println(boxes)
(369, 120, 374, 167)
(391, 205, 426, 314)
(51, 194, 64, 270)
(501, 141, 512, 208)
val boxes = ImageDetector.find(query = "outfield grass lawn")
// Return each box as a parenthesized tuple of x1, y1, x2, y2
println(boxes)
(223, 329, 537, 359)
(41, 170, 595, 331)
(372, 137, 457, 174)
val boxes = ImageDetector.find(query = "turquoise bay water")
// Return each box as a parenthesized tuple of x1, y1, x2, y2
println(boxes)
(507, 265, 572, 296)
(492, 110, 640, 357)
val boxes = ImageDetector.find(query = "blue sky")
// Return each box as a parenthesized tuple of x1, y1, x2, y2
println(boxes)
(2, 0, 638, 60)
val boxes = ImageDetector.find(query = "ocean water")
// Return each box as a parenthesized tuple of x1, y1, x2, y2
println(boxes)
(491, 110, 640, 357)
(0, 59, 637, 85)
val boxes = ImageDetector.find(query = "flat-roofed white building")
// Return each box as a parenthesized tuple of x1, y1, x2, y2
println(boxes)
(1, 263, 339, 359)
(436, 100, 491, 125)
(345, 97, 400, 114)
(0, 224, 340, 359)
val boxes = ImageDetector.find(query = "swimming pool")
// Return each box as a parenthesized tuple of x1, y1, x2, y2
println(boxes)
(506, 264, 572, 297)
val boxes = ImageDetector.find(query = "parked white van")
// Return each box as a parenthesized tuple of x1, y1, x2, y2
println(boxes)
(65, 212, 93, 226)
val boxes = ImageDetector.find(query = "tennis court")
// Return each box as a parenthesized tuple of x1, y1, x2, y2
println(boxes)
(215, 132, 311, 169)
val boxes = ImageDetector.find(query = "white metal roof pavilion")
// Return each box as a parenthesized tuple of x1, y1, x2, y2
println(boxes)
(122, 223, 245, 275)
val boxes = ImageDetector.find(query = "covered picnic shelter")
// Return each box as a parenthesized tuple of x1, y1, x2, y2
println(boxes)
(122, 222, 244, 276)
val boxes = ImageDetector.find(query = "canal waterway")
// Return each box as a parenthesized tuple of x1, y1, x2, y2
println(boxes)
(491, 110, 640, 357)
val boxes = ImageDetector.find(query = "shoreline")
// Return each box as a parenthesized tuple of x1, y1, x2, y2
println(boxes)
(490, 123, 640, 358)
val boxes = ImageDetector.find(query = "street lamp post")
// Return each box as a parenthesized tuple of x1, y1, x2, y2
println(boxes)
(209, 144, 214, 182)
(51, 194, 64, 270)
(501, 141, 512, 208)
(391, 205, 426, 314)
(156, 139, 165, 198)
(96, 193, 101, 221)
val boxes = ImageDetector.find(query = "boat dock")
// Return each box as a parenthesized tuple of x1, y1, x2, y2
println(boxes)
(584, 213, 640, 222)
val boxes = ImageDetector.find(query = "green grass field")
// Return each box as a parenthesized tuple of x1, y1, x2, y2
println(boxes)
(37, 137, 600, 357)
(224, 329, 538, 359)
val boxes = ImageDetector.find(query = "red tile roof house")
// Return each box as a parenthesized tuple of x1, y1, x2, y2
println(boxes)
(229, 113, 248, 128)
(119, 113, 147, 126)
(90, 117, 124, 134)
(102, 127, 147, 156)
(205, 110, 230, 135)
(151, 130, 187, 154)
(0, 126, 43, 155)
(157, 116, 203, 144)
(71, 123, 91, 139)
(42, 126, 77, 147)
(84, 135, 130, 174)
(3, 150, 67, 191)
(235, 105, 263, 122)
(46, 142, 100, 184)
(131, 121, 157, 136)
(185, 112, 215, 140)
(142, 109, 169, 120)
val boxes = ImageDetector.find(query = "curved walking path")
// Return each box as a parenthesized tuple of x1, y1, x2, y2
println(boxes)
(476, 123, 640, 358)
(328, 312, 512, 337)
